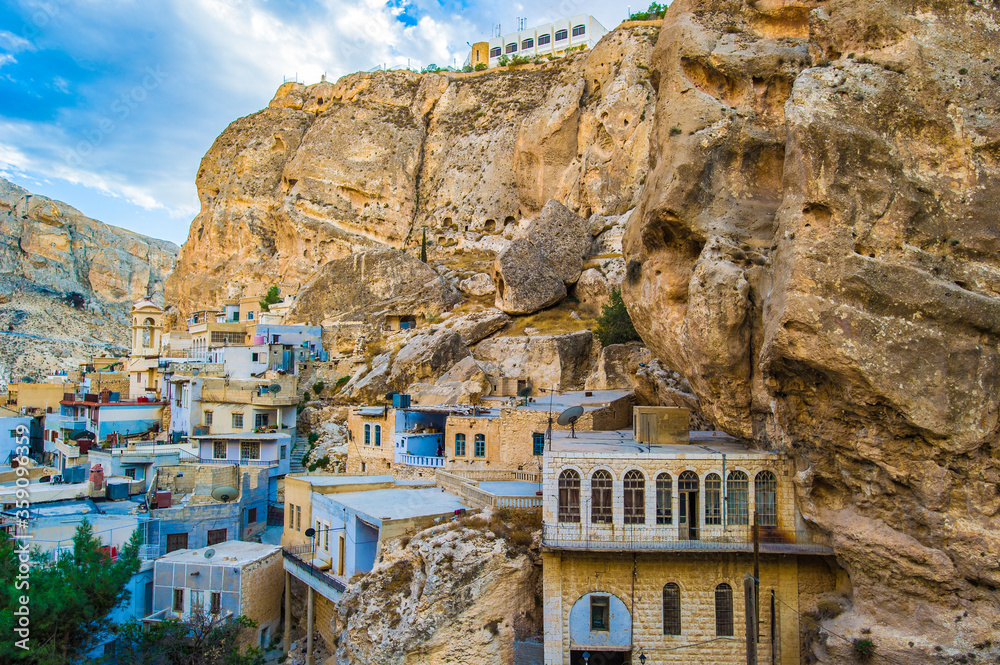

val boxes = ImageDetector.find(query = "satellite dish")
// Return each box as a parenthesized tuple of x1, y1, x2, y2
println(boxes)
(211, 485, 238, 502)
(192, 368, 200, 376)
(269, 383, 281, 394)
(304, 527, 316, 538)
(517, 386, 532, 397)
(557, 405, 584, 438)
(204, 548, 216, 560)
(385, 391, 399, 402)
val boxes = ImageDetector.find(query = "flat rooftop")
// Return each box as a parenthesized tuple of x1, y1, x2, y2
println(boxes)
(478, 481, 541, 497)
(329, 487, 468, 521)
(547, 429, 780, 458)
(483, 389, 632, 413)
(290, 474, 394, 487)
(158, 540, 280, 566)
(191, 432, 291, 441)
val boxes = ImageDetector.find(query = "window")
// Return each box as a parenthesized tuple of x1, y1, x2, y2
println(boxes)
(490, 46, 502, 58)
(296, 505, 301, 531)
(706, 473, 722, 525)
(532, 432, 545, 456)
(207, 528, 227, 545)
(210, 592, 221, 615)
(166, 532, 188, 553)
(506, 42, 518, 54)
(247, 311, 254, 320)
(213, 441, 227, 459)
(232, 412, 244, 430)
(572, 24, 586, 37)
(521, 38, 534, 49)
(280, 445, 287, 460)
(374, 424, 381, 447)
(248, 507, 257, 523)
(205, 411, 213, 426)
(656, 473, 672, 524)
(755, 471, 777, 526)
(173, 588, 184, 612)
(254, 413, 269, 428)
(364, 424, 371, 446)
(590, 596, 610, 631)
(455, 433, 466, 457)
(663, 583, 681, 635)
(555, 28, 568, 41)
(623, 470, 645, 525)
(211, 331, 244, 345)
(715, 583, 734, 636)
(538, 33, 551, 46)
(558, 469, 580, 523)
(727, 471, 749, 526)
(287, 503, 294, 528)
(240, 441, 260, 460)
(474, 433, 485, 458)
(124, 468, 136, 480)
(591, 470, 613, 524)
(251, 352, 259, 362)
(191, 590, 204, 613)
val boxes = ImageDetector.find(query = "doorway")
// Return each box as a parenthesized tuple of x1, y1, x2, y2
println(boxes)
(569, 650, 628, 665)
(678, 470, 699, 540)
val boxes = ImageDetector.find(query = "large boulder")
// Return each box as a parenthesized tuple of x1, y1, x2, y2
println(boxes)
(520, 200, 591, 284)
(407, 357, 492, 405)
(289, 248, 460, 325)
(446, 308, 510, 345)
(474, 330, 595, 391)
(492, 239, 566, 315)
(387, 329, 471, 387)
(458, 272, 495, 297)
(573, 268, 612, 312)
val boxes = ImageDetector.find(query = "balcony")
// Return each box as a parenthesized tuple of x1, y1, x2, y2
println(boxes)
(541, 523, 832, 555)
(283, 546, 346, 602)
(395, 453, 445, 468)
(194, 457, 279, 468)
(54, 439, 81, 459)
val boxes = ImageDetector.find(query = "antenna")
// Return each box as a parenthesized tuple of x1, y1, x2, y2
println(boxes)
(268, 383, 281, 394)
(557, 405, 584, 438)
(517, 385, 532, 406)
(211, 485, 238, 502)
(547, 386, 554, 450)
(204, 548, 216, 560)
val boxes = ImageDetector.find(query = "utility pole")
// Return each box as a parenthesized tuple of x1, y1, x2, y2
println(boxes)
(753, 511, 760, 641)
(770, 589, 777, 665)
(744, 573, 758, 665)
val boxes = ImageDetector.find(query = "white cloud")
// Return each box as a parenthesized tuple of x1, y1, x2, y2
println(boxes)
(0, 29, 33, 54)
(0, 54, 16, 68)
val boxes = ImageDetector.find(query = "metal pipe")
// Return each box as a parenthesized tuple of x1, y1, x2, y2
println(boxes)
(306, 586, 314, 665)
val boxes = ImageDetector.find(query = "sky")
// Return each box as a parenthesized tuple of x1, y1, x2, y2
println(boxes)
(0, 0, 635, 246)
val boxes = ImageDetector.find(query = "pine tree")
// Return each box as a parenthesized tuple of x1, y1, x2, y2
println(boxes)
(258, 286, 281, 312)
(594, 287, 641, 346)
(420, 228, 427, 263)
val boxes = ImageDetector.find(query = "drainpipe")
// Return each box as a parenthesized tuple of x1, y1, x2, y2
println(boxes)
(630, 552, 637, 657)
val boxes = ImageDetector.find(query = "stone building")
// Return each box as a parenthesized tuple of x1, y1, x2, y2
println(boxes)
(145, 540, 283, 650)
(540, 409, 838, 665)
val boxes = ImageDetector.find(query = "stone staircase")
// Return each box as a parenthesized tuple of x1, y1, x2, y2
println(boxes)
(289, 433, 310, 474)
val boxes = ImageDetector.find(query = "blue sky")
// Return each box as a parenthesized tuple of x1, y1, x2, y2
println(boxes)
(0, 0, 635, 246)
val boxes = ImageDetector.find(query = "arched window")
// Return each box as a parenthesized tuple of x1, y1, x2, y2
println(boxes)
(755, 471, 777, 526)
(623, 470, 645, 525)
(663, 583, 681, 635)
(364, 424, 371, 446)
(142, 317, 154, 347)
(705, 473, 722, 525)
(374, 425, 381, 447)
(655, 473, 672, 524)
(715, 583, 734, 636)
(678, 470, 698, 492)
(474, 433, 486, 457)
(558, 469, 580, 523)
(591, 470, 613, 524)
(455, 433, 466, 457)
(727, 471, 749, 526)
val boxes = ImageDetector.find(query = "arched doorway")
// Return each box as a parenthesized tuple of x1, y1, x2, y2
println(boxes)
(678, 470, 699, 540)
(568, 591, 631, 665)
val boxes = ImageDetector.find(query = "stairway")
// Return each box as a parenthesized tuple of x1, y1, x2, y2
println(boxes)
(289, 433, 310, 474)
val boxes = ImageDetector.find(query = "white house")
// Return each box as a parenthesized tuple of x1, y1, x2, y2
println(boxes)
(486, 14, 607, 67)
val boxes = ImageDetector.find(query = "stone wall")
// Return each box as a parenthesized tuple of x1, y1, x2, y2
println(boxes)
(239, 549, 284, 649)
(345, 409, 395, 474)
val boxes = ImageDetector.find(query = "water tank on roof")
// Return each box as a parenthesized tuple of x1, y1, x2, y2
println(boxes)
(392, 394, 411, 408)
(253, 335, 265, 345)
(105, 481, 129, 501)
(154, 491, 172, 509)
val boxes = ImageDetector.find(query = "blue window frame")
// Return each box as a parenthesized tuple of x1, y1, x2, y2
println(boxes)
(532, 432, 545, 456)
(364, 424, 370, 445)
(490, 46, 502, 58)
(555, 29, 568, 41)
(474, 433, 485, 458)
(572, 24, 586, 37)
(521, 38, 534, 50)
(506, 42, 517, 54)
(374, 425, 381, 447)
(455, 433, 466, 456)
(538, 33, 551, 46)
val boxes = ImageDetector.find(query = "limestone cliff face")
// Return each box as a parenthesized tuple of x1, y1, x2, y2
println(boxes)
(0, 178, 177, 384)
(622, 0, 1000, 660)
(165, 23, 659, 313)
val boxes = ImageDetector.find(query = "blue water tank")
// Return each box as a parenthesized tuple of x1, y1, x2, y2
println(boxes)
(105, 482, 130, 500)
(392, 394, 411, 408)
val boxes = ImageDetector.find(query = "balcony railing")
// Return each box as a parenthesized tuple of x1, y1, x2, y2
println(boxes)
(395, 453, 445, 468)
(283, 548, 346, 600)
(542, 523, 832, 554)
(194, 458, 279, 468)
(435, 470, 542, 510)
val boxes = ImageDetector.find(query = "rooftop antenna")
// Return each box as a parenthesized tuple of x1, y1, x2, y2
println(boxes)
(268, 383, 281, 395)
(203, 548, 216, 560)
(546, 386, 554, 451)
(517, 385, 532, 407)
(557, 405, 584, 439)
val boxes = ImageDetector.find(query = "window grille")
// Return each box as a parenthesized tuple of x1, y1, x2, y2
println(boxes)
(656, 473, 672, 524)
(538, 33, 551, 45)
(506, 42, 518, 53)
(705, 473, 722, 525)
(522, 38, 534, 49)
(213, 441, 227, 459)
(591, 470, 613, 524)
(558, 469, 580, 523)
(623, 470, 645, 525)
(207, 528, 227, 545)
(490, 47, 502, 57)
(727, 471, 749, 525)
(755, 470, 777, 526)
(240, 441, 260, 460)
(555, 29, 568, 40)
(663, 583, 681, 635)
(210, 592, 221, 615)
(532, 432, 545, 456)
(232, 412, 244, 430)
(572, 24, 586, 37)
(715, 583, 734, 636)
(205, 411, 213, 426)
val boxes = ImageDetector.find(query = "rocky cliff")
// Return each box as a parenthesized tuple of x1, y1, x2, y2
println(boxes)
(621, 0, 1000, 661)
(165, 24, 660, 313)
(0, 178, 178, 383)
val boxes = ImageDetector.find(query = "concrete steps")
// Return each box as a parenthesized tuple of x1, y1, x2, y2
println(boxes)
(289, 434, 310, 473)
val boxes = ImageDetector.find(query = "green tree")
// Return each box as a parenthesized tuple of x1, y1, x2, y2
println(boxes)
(593, 287, 641, 347)
(0, 521, 141, 664)
(628, 2, 667, 20)
(420, 228, 427, 263)
(110, 612, 264, 665)
(258, 286, 281, 312)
